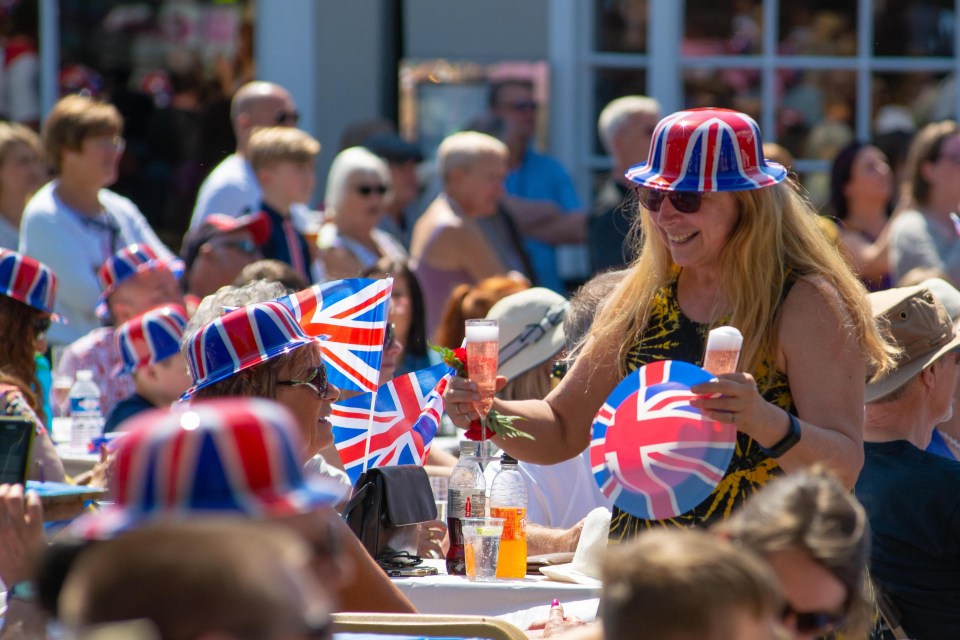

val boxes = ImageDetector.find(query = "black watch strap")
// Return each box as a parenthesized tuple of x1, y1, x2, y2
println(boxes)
(760, 412, 802, 458)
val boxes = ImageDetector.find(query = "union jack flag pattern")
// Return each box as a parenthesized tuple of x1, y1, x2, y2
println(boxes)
(114, 304, 188, 374)
(625, 108, 787, 193)
(276, 278, 393, 393)
(590, 360, 736, 521)
(96, 243, 185, 319)
(331, 362, 451, 484)
(0, 249, 59, 318)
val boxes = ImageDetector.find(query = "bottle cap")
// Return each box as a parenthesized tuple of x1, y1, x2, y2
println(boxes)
(459, 441, 481, 456)
(501, 453, 518, 464)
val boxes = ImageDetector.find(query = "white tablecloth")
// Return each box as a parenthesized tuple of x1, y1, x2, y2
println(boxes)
(390, 560, 600, 618)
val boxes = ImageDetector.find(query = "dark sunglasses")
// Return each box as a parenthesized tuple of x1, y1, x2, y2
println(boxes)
(355, 184, 388, 197)
(383, 322, 396, 350)
(278, 365, 329, 400)
(782, 603, 846, 635)
(505, 100, 538, 112)
(32, 316, 51, 340)
(635, 186, 704, 214)
(215, 238, 259, 255)
(274, 109, 300, 125)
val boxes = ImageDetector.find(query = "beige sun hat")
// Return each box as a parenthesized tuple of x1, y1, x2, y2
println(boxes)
(539, 507, 611, 587)
(866, 285, 960, 403)
(487, 287, 568, 381)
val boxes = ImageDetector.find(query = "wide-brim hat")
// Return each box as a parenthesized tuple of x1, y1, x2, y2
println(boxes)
(487, 287, 568, 382)
(181, 301, 317, 400)
(96, 244, 185, 320)
(919, 277, 960, 321)
(625, 107, 787, 193)
(0, 249, 62, 321)
(540, 507, 611, 586)
(866, 285, 960, 402)
(70, 398, 349, 540)
(114, 304, 189, 375)
(180, 211, 272, 270)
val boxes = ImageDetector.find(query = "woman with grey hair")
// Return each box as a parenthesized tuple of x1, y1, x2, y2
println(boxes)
(317, 146, 407, 279)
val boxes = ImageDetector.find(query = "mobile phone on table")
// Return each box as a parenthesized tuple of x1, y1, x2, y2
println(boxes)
(0, 417, 34, 485)
(386, 565, 440, 578)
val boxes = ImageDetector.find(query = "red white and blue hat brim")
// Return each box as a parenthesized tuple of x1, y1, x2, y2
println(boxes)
(589, 360, 737, 521)
(70, 475, 349, 540)
(95, 256, 185, 320)
(625, 108, 788, 193)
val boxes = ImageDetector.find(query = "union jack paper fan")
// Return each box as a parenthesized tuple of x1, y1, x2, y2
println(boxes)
(590, 360, 736, 521)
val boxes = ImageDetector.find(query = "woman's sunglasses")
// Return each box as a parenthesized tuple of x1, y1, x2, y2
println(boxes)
(635, 186, 704, 214)
(278, 365, 330, 400)
(32, 316, 51, 340)
(355, 184, 388, 197)
(782, 603, 846, 635)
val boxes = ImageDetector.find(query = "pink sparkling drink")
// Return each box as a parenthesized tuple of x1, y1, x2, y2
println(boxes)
(465, 320, 499, 418)
(702, 326, 743, 375)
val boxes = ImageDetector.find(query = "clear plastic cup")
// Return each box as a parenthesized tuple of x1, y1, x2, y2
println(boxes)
(461, 516, 505, 582)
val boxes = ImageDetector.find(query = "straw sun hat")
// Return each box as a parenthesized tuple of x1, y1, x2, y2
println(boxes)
(486, 287, 568, 382)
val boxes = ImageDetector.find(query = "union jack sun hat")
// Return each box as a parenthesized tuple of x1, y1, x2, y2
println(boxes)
(114, 304, 189, 375)
(96, 244, 185, 320)
(69, 398, 348, 539)
(0, 249, 61, 321)
(181, 301, 317, 400)
(625, 107, 788, 192)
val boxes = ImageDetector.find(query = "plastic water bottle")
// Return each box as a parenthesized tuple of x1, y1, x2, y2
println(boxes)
(446, 441, 487, 575)
(69, 370, 103, 450)
(490, 453, 528, 579)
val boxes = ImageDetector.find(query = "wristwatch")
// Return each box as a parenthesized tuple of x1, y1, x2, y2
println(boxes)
(760, 411, 802, 458)
(8, 580, 35, 602)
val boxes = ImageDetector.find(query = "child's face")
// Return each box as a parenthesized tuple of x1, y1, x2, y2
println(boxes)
(144, 353, 193, 405)
(262, 160, 316, 206)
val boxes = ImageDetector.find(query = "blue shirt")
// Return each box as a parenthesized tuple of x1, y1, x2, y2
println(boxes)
(504, 149, 581, 292)
(104, 392, 155, 433)
(926, 428, 958, 460)
(260, 202, 313, 285)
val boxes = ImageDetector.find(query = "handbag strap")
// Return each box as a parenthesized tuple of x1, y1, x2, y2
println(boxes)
(340, 480, 373, 522)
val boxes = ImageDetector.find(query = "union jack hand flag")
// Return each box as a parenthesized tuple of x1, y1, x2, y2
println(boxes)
(276, 278, 393, 392)
(331, 363, 452, 484)
(590, 360, 736, 521)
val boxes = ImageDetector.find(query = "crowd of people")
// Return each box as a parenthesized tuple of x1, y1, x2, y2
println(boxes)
(0, 71, 958, 640)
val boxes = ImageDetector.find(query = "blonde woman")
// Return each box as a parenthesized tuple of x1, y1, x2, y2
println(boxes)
(445, 108, 894, 539)
(0, 122, 45, 249)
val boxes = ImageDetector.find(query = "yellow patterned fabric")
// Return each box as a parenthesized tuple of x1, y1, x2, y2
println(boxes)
(609, 277, 795, 541)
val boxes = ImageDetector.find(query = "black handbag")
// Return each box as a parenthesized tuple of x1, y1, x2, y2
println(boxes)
(341, 465, 438, 563)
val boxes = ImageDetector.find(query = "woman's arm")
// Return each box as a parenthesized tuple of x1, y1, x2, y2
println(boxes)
(443, 331, 620, 465)
(690, 277, 865, 489)
(840, 225, 891, 281)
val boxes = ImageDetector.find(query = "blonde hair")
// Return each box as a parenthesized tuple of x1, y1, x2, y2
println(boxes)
(247, 126, 320, 173)
(0, 122, 42, 176)
(903, 120, 959, 208)
(590, 178, 895, 386)
(42, 94, 122, 174)
(323, 146, 390, 212)
(436, 131, 507, 183)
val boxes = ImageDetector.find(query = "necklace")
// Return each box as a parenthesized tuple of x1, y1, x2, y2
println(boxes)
(940, 430, 960, 457)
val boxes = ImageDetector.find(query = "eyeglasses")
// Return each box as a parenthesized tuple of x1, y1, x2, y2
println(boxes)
(355, 184, 388, 197)
(274, 110, 300, 125)
(504, 100, 538, 112)
(215, 238, 259, 255)
(32, 316, 51, 340)
(383, 323, 396, 350)
(278, 365, 330, 400)
(781, 603, 846, 635)
(635, 186, 705, 214)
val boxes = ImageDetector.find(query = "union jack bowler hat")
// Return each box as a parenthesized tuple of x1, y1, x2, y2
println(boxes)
(114, 304, 189, 375)
(625, 108, 788, 192)
(69, 398, 348, 539)
(96, 244, 185, 320)
(0, 249, 62, 321)
(181, 301, 316, 400)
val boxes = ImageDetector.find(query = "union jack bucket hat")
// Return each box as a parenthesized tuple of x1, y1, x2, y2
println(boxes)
(625, 108, 788, 192)
(0, 249, 61, 321)
(96, 244, 185, 320)
(181, 301, 316, 400)
(114, 304, 189, 375)
(69, 398, 348, 539)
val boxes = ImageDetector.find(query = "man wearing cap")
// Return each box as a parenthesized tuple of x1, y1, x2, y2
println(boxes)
(188, 81, 308, 230)
(55, 244, 185, 417)
(179, 211, 269, 309)
(363, 131, 424, 249)
(855, 285, 960, 639)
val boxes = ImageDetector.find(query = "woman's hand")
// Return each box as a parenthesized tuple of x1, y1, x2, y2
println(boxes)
(689, 373, 785, 436)
(0, 483, 44, 587)
(442, 374, 507, 428)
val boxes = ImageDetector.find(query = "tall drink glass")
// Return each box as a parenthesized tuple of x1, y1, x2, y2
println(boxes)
(465, 319, 499, 459)
(702, 326, 743, 375)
